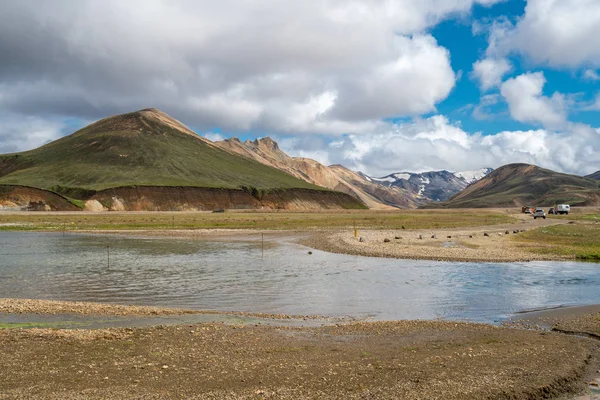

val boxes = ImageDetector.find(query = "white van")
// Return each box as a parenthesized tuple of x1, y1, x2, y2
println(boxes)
(556, 204, 570, 215)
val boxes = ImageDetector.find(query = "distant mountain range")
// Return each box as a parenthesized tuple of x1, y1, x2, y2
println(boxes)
(364, 168, 493, 202)
(436, 163, 600, 208)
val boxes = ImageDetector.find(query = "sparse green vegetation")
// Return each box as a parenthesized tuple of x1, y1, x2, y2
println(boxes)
(0, 209, 516, 231)
(66, 198, 86, 209)
(49, 185, 97, 199)
(513, 224, 600, 260)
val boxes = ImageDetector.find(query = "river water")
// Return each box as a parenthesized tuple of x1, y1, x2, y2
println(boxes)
(1, 231, 599, 323)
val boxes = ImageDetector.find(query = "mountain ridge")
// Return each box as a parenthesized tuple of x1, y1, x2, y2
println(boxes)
(435, 163, 600, 207)
(365, 168, 493, 202)
(215, 137, 416, 209)
(586, 170, 600, 180)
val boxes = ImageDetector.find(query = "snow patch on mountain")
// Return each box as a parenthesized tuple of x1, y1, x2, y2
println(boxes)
(454, 168, 493, 184)
(372, 176, 396, 183)
(393, 173, 411, 181)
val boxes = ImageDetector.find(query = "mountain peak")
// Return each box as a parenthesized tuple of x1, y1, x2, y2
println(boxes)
(76, 108, 204, 141)
(252, 137, 279, 150)
(136, 108, 199, 138)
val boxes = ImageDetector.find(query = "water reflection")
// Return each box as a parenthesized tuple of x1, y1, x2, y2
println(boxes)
(1, 231, 599, 323)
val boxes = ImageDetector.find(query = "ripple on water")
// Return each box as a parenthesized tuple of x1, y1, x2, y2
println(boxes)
(1, 231, 600, 323)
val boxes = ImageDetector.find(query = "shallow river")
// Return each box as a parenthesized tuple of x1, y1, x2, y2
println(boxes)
(1, 231, 599, 323)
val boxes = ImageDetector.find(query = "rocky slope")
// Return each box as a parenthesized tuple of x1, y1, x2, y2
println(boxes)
(215, 138, 418, 209)
(437, 163, 600, 208)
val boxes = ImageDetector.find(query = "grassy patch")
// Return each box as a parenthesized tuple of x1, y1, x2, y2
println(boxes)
(0, 210, 516, 231)
(0, 322, 59, 329)
(66, 198, 86, 209)
(561, 213, 600, 222)
(513, 224, 600, 260)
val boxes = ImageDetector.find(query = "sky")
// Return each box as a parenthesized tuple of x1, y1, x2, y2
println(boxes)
(0, 0, 599, 177)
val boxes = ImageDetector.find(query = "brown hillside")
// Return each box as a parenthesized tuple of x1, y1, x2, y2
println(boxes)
(215, 137, 418, 209)
(440, 163, 600, 208)
(89, 186, 364, 211)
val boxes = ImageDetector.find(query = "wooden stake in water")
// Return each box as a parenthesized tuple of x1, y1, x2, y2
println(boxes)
(262, 233, 264, 259)
(107, 244, 110, 268)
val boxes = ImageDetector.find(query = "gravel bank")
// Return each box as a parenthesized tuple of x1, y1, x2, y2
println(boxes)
(300, 217, 571, 262)
(0, 298, 200, 316)
(0, 298, 326, 320)
(0, 320, 595, 399)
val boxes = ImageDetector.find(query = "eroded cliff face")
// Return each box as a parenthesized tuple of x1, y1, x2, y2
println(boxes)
(0, 185, 79, 211)
(90, 186, 365, 211)
(0, 185, 366, 212)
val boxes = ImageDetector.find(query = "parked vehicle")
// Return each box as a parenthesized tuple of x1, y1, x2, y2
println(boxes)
(522, 205, 534, 214)
(548, 207, 556, 214)
(533, 208, 546, 219)
(556, 204, 570, 215)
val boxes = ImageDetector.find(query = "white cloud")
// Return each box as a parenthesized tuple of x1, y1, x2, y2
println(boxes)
(500, 72, 567, 129)
(472, 57, 512, 90)
(280, 115, 600, 177)
(0, 0, 507, 142)
(487, 0, 600, 68)
(472, 93, 501, 120)
(583, 69, 600, 81)
(583, 93, 600, 111)
(203, 132, 225, 142)
(0, 112, 71, 154)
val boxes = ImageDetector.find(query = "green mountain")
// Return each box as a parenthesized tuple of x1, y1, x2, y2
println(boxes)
(435, 163, 600, 208)
(586, 170, 600, 180)
(0, 108, 320, 192)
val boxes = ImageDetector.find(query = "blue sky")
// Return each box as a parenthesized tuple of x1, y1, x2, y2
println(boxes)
(0, 0, 599, 176)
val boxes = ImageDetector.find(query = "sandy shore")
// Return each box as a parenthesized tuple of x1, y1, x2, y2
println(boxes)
(300, 215, 573, 262)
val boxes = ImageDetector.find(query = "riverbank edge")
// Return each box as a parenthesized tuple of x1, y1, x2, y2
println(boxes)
(0, 300, 599, 399)
(71, 223, 573, 263)
(0, 298, 328, 320)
